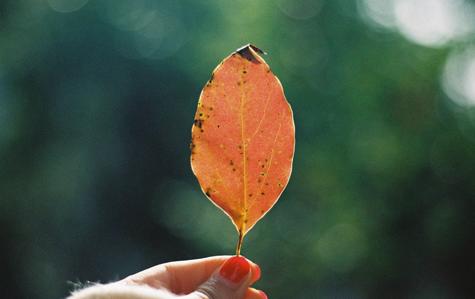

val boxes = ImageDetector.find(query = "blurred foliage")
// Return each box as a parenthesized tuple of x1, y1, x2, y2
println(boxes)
(1, 1, 475, 298)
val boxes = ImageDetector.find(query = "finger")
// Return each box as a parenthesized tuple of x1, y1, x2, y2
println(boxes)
(166, 255, 260, 294)
(245, 287, 268, 299)
(186, 256, 255, 299)
(249, 263, 261, 285)
(123, 255, 260, 295)
(123, 256, 231, 291)
(164, 256, 230, 293)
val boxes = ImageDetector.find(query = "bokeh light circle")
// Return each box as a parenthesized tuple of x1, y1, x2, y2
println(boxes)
(47, 0, 89, 13)
(277, 0, 323, 20)
(442, 47, 475, 107)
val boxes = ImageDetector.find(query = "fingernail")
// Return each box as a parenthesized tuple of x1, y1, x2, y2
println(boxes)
(254, 264, 261, 281)
(258, 290, 268, 299)
(219, 256, 251, 283)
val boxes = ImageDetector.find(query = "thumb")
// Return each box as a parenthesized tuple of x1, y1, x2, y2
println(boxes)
(186, 256, 253, 299)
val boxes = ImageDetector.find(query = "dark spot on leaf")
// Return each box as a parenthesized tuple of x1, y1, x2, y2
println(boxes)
(261, 192, 265, 195)
(260, 172, 265, 176)
(194, 119, 203, 128)
(243, 70, 247, 74)
(217, 124, 220, 128)
(200, 129, 204, 133)
(249, 193, 253, 197)
(189, 142, 195, 150)
(209, 107, 213, 111)
(265, 182, 269, 186)
(261, 209, 265, 214)
(235, 44, 266, 64)
(205, 188, 212, 197)
(230, 160, 234, 166)
(232, 168, 236, 172)
(244, 219, 248, 224)
(237, 81, 241, 86)
(258, 178, 262, 183)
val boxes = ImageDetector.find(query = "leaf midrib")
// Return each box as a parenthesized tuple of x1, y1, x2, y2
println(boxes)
(239, 60, 248, 234)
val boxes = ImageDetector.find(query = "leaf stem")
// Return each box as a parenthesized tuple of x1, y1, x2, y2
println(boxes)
(235, 229, 244, 256)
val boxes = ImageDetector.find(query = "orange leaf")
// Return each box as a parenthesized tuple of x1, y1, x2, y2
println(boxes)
(190, 44, 295, 254)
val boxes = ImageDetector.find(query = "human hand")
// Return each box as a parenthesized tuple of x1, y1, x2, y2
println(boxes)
(68, 256, 267, 299)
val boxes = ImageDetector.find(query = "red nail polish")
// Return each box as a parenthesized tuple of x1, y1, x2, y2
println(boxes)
(219, 256, 251, 283)
(254, 264, 261, 281)
(258, 290, 268, 299)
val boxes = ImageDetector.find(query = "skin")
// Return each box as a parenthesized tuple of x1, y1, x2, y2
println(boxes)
(119, 256, 265, 299)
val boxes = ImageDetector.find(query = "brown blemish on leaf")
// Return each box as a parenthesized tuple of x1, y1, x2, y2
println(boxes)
(205, 188, 212, 197)
(235, 44, 265, 64)
(194, 119, 203, 128)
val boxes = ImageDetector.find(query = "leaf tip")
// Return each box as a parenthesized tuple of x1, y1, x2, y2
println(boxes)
(234, 43, 267, 63)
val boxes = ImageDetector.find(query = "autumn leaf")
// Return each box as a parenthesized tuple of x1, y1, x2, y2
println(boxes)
(190, 44, 295, 254)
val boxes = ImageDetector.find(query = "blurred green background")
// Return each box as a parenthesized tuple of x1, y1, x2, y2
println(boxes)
(1, 0, 475, 298)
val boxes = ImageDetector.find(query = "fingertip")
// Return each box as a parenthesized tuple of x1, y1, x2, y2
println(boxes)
(238, 256, 261, 283)
(258, 290, 268, 299)
(251, 263, 261, 282)
(245, 287, 268, 299)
